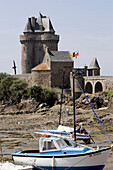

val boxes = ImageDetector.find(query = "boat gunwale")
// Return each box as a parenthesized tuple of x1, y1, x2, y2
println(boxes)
(12, 146, 111, 158)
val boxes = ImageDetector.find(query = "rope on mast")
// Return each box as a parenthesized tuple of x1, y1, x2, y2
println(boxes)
(77, 80, 112, 143)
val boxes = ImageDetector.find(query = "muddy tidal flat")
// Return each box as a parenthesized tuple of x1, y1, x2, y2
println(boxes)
(0, 105, 112, 170)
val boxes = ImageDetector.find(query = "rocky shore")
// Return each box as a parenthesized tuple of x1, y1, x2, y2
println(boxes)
(0, 92, 112, 169)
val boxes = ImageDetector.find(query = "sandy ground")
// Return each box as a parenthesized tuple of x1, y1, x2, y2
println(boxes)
(0, 104, 112, 169)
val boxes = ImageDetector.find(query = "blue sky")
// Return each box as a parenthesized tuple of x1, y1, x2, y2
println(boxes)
(0, 0, 112, 75)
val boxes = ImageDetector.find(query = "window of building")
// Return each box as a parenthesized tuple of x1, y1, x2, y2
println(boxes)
(88, 70, 92, 76)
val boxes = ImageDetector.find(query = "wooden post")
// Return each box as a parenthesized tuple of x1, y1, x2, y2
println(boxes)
(73, 75, 76, 141)
(59, 70, 65, 125)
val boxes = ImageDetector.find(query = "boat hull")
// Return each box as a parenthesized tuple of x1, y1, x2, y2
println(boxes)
(12, 147, 111, 170)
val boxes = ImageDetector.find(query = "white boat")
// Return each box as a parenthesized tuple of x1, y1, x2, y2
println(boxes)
(12, 135, 111, 170)
(39, 125, 91, 144)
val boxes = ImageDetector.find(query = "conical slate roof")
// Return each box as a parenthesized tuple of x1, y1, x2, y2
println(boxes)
(24, 13, 55, 33)
(24, 18, 33, 32)
(88, 58, 100, 69)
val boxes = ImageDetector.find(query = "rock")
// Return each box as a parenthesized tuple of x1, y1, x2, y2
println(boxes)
(74, 93, 112, 109)
(38, 103, 47, 108)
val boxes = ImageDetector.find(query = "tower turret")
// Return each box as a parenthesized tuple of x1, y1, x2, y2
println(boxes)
(88, 58, 100, 76)
(20, 13, 59, 74)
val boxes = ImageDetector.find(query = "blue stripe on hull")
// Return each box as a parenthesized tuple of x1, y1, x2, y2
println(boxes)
(33, 165, 105, 170)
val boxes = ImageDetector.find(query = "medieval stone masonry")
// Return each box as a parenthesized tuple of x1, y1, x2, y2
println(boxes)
(18, 13, 73, 88)
(16, 12, 113, 94)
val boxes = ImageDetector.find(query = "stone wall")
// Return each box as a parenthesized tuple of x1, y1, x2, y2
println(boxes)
(16, 73, 113, 94)
(20, 32, 59, 74)
(84, 76, 113, 93)
(31, 70, 51, 87)
(51, 61, 73, 88)
(21, 41, 36, 74)
(70, 75, 113, 96)
(15, 71, 51, 88)
(70, 74, 84, 99)
(104, 76, 113, 91)
(15, 74, 32, 87)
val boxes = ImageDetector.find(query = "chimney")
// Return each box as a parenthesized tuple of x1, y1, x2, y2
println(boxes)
(84, 65, 88, 76)
(31, 17, 35, 27)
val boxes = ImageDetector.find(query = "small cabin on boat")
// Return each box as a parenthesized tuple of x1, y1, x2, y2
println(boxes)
(39, 136, 67, 152)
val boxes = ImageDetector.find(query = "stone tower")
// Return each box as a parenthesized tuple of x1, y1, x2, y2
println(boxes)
(87, 58, 100, 76)
(20, 13, 59, 74)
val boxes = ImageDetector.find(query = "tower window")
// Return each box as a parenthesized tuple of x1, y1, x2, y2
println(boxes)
(88, 70, 92, 76)
(23, 47, 25, 51)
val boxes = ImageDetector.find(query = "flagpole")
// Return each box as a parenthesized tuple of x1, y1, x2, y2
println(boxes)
(74, 57, 76, 68)
(75, 50, 79, 68)
(78, 51, 79, 67)
(71, 51, 79, 68)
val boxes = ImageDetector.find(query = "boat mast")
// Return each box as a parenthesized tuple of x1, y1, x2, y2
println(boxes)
(73, 73, 76, 141)
(59, 69, 65, 125)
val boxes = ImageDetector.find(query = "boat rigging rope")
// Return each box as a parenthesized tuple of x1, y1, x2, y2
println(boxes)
(77, 80, 112, 143)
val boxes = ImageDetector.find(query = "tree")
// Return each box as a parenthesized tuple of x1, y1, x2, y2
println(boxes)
(0, 75, 15, 101)
(0, 75, 28, 102)
(10, 79, 28, 102)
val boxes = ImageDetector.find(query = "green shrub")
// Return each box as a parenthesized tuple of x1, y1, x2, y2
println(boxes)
(0, 75, 15, 100)
(107, 91, 113, 98)
(0, 72, 9, 83)
(41, 87, 57, 106)
(0, 74, 28, 102)
(10, 79, 28, 102)
(28, 85, 42, 101)
(28, 86, 57, 106)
